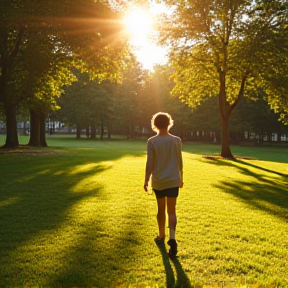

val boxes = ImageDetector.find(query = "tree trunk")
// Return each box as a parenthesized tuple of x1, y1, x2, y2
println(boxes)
(86, 126, 90, 138)
(218, 71, 233, 158)
(0, 30, 24, 149)
(76, 125, 81, 139)
(40, 113, 47, 147)
(220, 114, 233, 158)
(91, 124, 96, 139)
(28, 109, 40, 146)
(1, 30, 25, 149)
(3, 103, 19, 148)
(100, 120, 104, 139)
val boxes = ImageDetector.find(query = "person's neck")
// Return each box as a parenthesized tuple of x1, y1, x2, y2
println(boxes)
(158, 129, 169, 136)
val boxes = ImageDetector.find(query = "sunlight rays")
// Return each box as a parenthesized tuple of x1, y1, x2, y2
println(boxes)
(37, 3, 167, 71)
(122, 4, 168, 70)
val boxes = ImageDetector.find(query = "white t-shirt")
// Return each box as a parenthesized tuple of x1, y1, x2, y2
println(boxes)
(145, 133, 183, 190)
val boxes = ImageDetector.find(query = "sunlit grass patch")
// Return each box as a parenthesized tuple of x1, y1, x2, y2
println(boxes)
(0, 137, 287, 287)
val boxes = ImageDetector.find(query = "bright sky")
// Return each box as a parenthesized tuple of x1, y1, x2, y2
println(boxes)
(123, 2, 169, 70)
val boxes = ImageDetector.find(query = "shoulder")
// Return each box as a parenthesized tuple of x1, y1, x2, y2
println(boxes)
(147, 135, 157, 142)
(169, 134, 182, 142)
(147, 135, 158, 146)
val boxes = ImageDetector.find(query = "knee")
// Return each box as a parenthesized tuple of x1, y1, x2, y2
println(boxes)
(168, 212, 176, 220)
(167, 209, 176, 216)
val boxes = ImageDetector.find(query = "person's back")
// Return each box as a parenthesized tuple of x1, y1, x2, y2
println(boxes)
(147, 134, 182, 191)
(144, 112, 183, 259)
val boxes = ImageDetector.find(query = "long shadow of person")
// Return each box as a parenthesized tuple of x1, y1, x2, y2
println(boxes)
(156, 243, 175, 288)
(171, 256, 192, 288)
(156, 243, 191, 288)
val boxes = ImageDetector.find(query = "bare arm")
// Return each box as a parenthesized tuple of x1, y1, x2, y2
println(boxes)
(178, 139, 184, 188)
(144, 141, 154, 192)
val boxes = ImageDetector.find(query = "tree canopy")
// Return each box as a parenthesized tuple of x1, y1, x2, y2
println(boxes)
(1, 0, 288, 150)
(0, 0, 127, 148)
(157, 0, 288, 157)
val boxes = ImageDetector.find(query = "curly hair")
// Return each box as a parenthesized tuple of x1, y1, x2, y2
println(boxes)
(151, 112, 174, 131)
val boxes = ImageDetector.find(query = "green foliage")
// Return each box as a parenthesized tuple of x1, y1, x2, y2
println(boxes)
(57, 61, 195, 139)
(230, 95, 282, 136)
(156, 0, 288, 156)
(59, 71, 114, 128)
(162, 0, 288, 107)
(113, 60, 146, 137)
(0, 0, 128, 145)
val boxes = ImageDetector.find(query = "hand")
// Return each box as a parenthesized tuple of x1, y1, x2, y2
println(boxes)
(144, 182, 148, 192)
(179, 181, 184, 188)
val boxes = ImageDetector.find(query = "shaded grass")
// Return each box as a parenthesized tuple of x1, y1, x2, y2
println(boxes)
(0, 135, 288, 288)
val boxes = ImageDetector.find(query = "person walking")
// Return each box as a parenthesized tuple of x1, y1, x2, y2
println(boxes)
(144, 112, 183, 258)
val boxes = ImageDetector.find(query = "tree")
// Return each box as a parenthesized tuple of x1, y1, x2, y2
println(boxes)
(157, 0, 288, 157)
(58, 71, 118, 139)
(12, 28, 77, 146)
(0, 0, 126, 148)
(114, 60, 146, 139)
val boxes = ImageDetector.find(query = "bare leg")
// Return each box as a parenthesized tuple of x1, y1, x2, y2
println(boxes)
(167, 197, 177, 238)
(166, 197, 178, 258)
(156, 197, 166, 238)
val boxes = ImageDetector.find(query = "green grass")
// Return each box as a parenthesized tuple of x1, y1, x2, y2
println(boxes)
(0, 135, 287, 288)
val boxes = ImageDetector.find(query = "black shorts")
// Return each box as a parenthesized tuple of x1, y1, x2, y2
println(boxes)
(153, 187, 179, 198)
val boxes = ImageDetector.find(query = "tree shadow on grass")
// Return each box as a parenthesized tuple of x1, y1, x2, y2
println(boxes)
(46, 209, 144, 288)
(236, 159, 288, 177)
(156, 243, 191, 288)
(0, 150, 127, 287)
(202, 157, 288, 178)
(0, 150, 152, 287)
(182, 142, 288, 164)
(207, 158, 288, 221)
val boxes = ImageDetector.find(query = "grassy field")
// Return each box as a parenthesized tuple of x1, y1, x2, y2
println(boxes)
(0, 135, 287, 288)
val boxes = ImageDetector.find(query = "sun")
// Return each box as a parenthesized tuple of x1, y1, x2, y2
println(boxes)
(124, 8, 153, 40)
(123, 6, 167, 70)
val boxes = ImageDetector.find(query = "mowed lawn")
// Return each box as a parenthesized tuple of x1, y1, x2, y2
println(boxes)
(0, 135, 287, 288)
